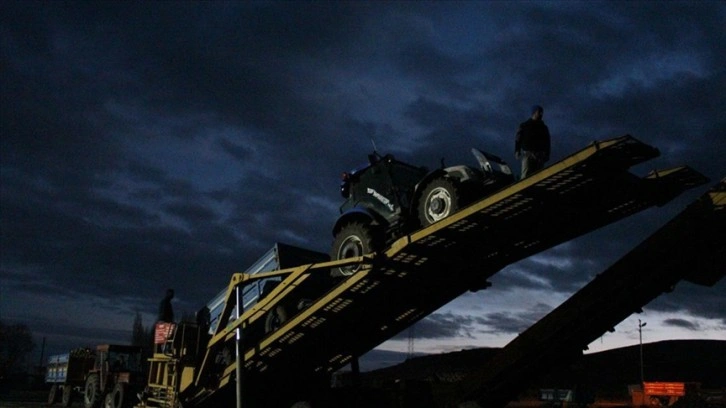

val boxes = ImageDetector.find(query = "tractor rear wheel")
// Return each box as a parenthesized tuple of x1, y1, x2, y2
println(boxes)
(418, 177, 461, 226)
(330, 222, 379, 277)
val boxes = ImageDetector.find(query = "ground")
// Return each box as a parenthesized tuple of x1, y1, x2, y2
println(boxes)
(0, 389, 47, 408)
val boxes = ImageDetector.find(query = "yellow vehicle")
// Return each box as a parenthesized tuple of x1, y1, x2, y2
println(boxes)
(135, 135, 709, 408)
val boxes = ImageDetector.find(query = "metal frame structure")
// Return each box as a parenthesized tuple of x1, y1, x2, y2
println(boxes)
(452, 180, 725, 407)
(138, 135, 710, 408)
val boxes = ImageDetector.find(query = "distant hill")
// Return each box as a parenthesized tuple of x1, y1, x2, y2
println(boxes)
(548, 339, 726, 390)
(356, 340, 726, 397)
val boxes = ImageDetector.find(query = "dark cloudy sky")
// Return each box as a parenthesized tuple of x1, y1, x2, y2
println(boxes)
(1, 1, 724, 364)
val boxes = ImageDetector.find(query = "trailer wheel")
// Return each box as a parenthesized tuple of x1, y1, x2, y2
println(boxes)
(61, 385, 73, 407)
(265, 305, 289, 334)
(48, 384, 60, 405)
(330, 221, 379, 277)
(418, 177, 461, 226)
(84, 374, 101, 408)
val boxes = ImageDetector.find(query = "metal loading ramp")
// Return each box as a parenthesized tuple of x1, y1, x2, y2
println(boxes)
(451, 179, 725, 408)
(188, 135, 707, 406)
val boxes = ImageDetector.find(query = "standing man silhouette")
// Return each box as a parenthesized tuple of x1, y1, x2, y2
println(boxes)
(515, 105, 551, 179)
(156, 289, 175, 353)
(158, 289, 174, 323)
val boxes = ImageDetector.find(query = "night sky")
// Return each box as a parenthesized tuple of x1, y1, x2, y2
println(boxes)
(1, 1, 724, 367)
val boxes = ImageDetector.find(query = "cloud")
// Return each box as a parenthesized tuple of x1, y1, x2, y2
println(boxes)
(393, 312, 478, 340)
(662, 318, 700, 331)
(393, 302, 554, 343)
(647, 280, 726, 325)
(476, 303, 553, 335)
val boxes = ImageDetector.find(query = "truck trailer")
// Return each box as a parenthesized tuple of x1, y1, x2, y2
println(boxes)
(46, 348, 95, 407)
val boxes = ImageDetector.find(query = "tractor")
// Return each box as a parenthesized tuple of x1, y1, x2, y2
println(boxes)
(82, 344, 144, 408)
(330, 148, 513, 276)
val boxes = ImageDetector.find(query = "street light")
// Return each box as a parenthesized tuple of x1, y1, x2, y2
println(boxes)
(639, 319, 647, 385)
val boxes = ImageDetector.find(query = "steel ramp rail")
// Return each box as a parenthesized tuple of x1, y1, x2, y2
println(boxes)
(183, 135, 708, 406)
(453, 179, 725, 408)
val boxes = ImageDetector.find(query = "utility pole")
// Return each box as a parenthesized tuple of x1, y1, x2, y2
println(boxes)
(638, 319, 647, 385)
(407, 325, 415, 359)
(38, 336, 46, 370)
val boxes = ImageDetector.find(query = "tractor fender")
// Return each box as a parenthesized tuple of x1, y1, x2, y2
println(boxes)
(332, 207, 387, 236)
(471, 147, 512, 175)
(442, 165, 480, 183)
(414, 169, 449, 194)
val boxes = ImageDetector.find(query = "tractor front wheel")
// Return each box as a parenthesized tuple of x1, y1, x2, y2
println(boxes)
(330, 222, 379, 277)
(61, 385, 73, 407)
(108, 383, 128, 408)
(84, 374, 102, 408)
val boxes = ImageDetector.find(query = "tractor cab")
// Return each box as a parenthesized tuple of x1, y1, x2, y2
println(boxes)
(339, 153, 428, 226)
